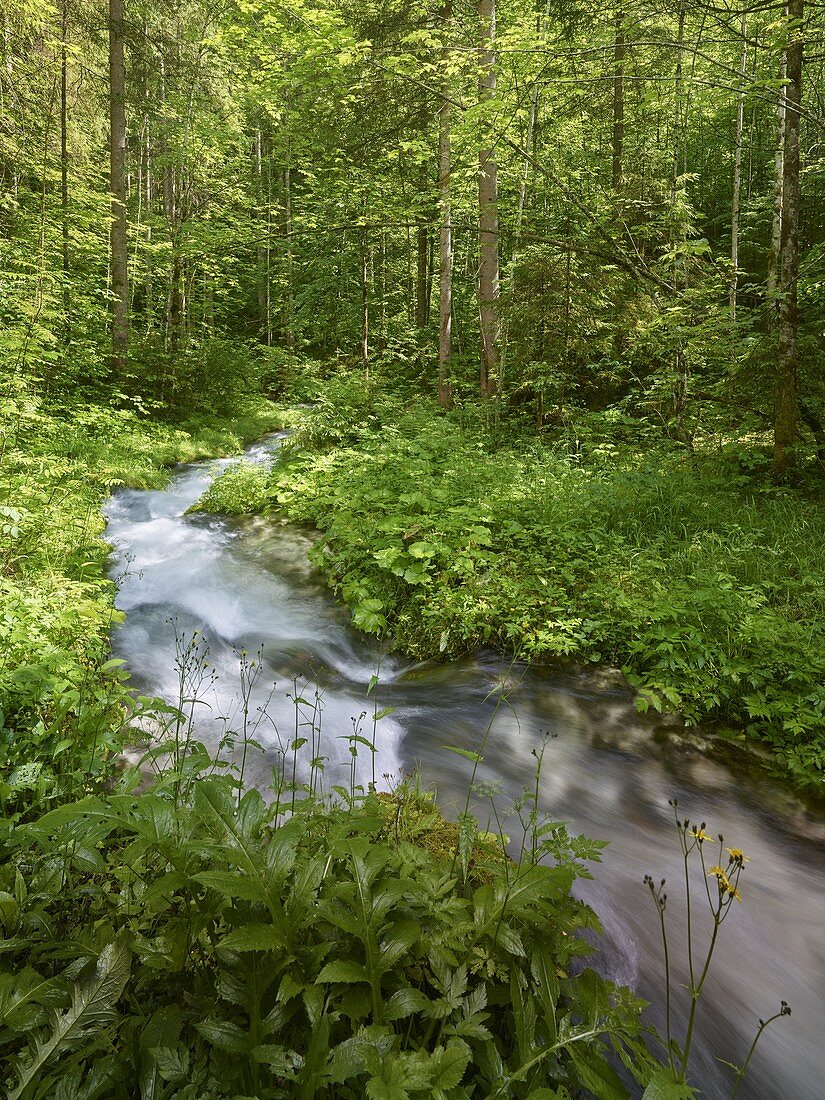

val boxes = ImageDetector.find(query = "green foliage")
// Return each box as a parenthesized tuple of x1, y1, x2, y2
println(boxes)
(236, 390, 825, 785)
(193, 460, 273, 515)
(119, 339, 274, 417)
(0, 383, 285, 812)
(0, 756, 651, 1099)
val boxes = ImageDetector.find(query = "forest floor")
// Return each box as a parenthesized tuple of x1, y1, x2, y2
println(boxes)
(196, 372, 825, 791)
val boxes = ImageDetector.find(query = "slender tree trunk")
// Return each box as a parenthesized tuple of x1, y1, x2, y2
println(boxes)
(517, 0, 550, 234)
(169, 253, 183, 354)
(477, 0, 500, 397)
(205, 274, 214, 335)
(60, 0, 70, 341)
(730, 12, 747, 320)
(359, 225, 369, 377)
(438, 0, 453, 407)
(427, 232, 435, 318)
(283, 166, 295, 350)
(255, 128, 270, 344)
(767, 42, 787, 304)
(109, 0, 128, 371)
(379, 228, 387, 353)
(144, 111, 153, 332)
(774, 0, 803, 479)
(416, 221, 429, 332)
(671, 1, 685, 189)
(516, 85, 539, 242)
(612, 9, 625, 190)
(746, 26, 759, 201)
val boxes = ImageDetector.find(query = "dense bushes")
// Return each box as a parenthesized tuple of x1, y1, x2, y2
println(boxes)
(0, 754, 653, 1098)
(198, 377, 825, 785)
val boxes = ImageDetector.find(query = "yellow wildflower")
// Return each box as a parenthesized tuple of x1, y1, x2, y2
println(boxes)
(708, 865, 731, 889)
(708, 865, 743, 901)
(726, 847, 750, 864)
(690, 826, 713, 843)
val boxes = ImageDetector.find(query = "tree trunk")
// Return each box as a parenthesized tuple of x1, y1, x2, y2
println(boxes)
(416, 222, 429, 333)
(477, 0, 500, 397)
(144, 111, 154, 332)
(612, 9, 625, 191)
(671, 1, 685, 189)
(359, 225, 369, 377)
(773, 0, 803, 479)
(517, 83, 539, 243)
(438, 1, 453, 407)
(60, 0, 70, 341)
(169, 253, 183, 354)
(767, 40, 787, 306)
(517, 0, 548, 243)
(255, 128, 271, 345)
(109, 0, 128, 371)
(729, 12, 747, 320)
(283, 166, 295, 351)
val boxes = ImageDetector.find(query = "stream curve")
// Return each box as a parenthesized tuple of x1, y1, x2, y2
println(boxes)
(103, 433, 825, 1100)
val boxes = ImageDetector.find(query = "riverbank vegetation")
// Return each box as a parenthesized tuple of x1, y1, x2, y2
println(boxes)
(199, 374, 825, 789)
(1, 715, 655, 1098)
(0, 382, 282, 798)
(2, 0, 822, 1092)
(0, 386, 655, 1098)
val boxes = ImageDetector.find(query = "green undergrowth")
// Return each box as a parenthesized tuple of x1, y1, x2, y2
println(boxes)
(197, 375, 825, 787)
(0, 378, 287, 801)
(0, 367, 792, 1098)
(0, 741, 656, 1099)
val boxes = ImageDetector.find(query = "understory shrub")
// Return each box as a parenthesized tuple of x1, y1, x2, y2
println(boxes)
(0, 755, 652, 1099)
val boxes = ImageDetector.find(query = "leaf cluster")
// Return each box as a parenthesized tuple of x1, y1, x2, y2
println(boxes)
(0, 766, 652, 1099)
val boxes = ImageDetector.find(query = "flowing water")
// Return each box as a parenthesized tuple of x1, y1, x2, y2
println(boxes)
(104, 433, 825, 1100)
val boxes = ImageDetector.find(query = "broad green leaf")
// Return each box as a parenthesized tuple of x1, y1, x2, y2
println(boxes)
(194, 870, 266, 902)
(316, 959, 369, 984)
(251, 1044, 303, 1076)
(384, 986, 431, 1021)
(8, 934, 131, 1100)
(642, 1067, 697, 1100)
(194, 1017, 248, 1053)
(568, 1046, 629, 1100)
(431, 1038, 471, 1091)
(220, 924, 286, 952)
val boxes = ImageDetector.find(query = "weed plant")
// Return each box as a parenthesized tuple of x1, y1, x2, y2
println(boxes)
(643, 801, 792, 1097)
(196, 375, 825, 786)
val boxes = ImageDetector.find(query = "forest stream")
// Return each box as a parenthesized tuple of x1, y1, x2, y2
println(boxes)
(103, 433, 825, 1100)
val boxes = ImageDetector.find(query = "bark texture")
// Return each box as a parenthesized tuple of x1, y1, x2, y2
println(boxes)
(774, 0, 803, 479)
(612, 10, 625, 190)
(729, 12, 747, 320)
(109, 0, 129, 370)
(438, 1, 453, 407)
(477, 0, 500, 397)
